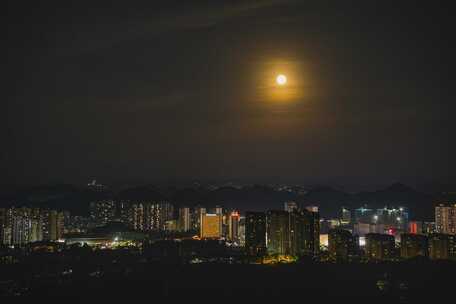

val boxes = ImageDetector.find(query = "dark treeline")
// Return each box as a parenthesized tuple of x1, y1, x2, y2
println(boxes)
(1, 248, 454, 302)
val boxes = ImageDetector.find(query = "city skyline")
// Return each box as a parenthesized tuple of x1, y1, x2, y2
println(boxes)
(2, 198, 456, 249)
(3, 1, 456, 300)
(2, 189, 456, 300)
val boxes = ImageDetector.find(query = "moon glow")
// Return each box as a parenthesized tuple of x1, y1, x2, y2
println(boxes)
(276, 74, 287, 86)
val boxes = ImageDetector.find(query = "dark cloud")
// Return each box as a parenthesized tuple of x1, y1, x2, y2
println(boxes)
(3, 1, 455, 188)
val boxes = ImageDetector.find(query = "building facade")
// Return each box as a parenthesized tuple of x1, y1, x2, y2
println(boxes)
(284, 201, 298, 212)
(228, 211, 240, 242)
(266, 209, 319, 257)
(89, 200, 116, 227)
(0, 207, 63, 245)
(400, 233, 428, 259)
(435, 204, 456, 234)
(289, 209, 320, 257)
(428, 233, 456, 260)
(200, 213, 222, 239)
(178, 207, 191, 232)
(266, 210, 290, 255)
(365, 233, 396, 261)
(245, 211, 266, 256)
(328, 229, 358, 261)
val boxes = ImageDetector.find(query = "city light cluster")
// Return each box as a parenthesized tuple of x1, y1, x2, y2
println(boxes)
(2, 199, 456, 263)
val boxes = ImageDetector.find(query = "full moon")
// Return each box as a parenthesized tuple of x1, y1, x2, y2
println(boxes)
(276, 74, 287, 86)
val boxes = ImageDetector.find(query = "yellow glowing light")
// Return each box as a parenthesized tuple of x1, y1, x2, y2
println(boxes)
(254, 59, 315, 104)
(276, 74, 287, 86)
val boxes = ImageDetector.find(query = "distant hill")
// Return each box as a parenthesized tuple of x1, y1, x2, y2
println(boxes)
(116, 185, 166, 202)
(0, 183, 451, 220)
(206, 185, 296, 211)
(0, 184, 111, 215)
(297, 186, 353, 216)
(355, 183, 433, 220)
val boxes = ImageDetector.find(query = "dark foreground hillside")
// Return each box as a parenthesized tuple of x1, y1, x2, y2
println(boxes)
(1, 253, 454, 303)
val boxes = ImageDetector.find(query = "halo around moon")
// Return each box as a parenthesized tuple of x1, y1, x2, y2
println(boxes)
(252, 59, 316, 104)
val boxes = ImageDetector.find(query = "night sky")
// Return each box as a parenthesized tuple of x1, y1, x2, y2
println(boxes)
(4, 1, 455, 188)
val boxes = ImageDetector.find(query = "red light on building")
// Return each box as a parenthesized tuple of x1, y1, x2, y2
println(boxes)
(409, 222, 418, 234)
(387, 228, 395, 235)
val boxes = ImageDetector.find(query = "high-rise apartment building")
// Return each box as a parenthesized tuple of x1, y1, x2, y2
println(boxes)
(12, 214, 31, 245)
(130, 203, 144, 231)
(228, 211, 240, 242)
(365, 233, 396, 261)
(89, 200, 116, 227)
(49, 210, 64, 240)
(245, 211, 266, 256)
(375, 207, 409, 231)
(266, 210, 290, 255)
(122, 201, 174, 232)
(215, 206, 223, 215)
(341, 207, 351, 225)
(0, 207, 63, 245)
(284, 201, 298, 212)
(354, 207, 375, 224)
(400, 233, 428, 258)
(428, 233, 456, 260)
(178, 207, 191, 232)
(435, 204, 456, 234)
(238, 216, 246, 246)
(328, 229, 358, 261)
(289, 209, 320, 257)
(200, 213, 222, 239)
(192, 206, 206, 232)
(0, 208, 6, 245)
(266, 209, 319, 257)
